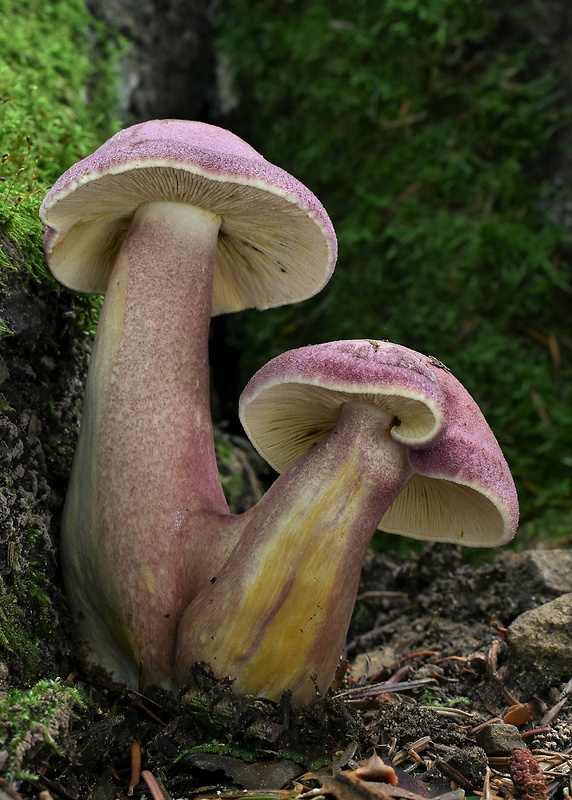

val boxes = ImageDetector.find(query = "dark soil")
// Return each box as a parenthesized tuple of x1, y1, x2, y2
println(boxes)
(8, 543, 572, 800)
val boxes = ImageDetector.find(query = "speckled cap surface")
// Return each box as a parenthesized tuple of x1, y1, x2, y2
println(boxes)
(239, 339, 519, 547)
(40, 119, 337, 315)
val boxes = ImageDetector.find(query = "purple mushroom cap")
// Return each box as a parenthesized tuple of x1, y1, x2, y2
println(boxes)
(240, 339, 519, 548)
(40, 119, 337, 314)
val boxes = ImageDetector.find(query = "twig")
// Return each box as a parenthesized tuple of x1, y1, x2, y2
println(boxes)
(481, 767, 493, 800)
(0, 777, 25, 800)
(337, 676, 437, 701)
(542, 675, 572, 726)
(130, 697, 168, 726)
(128, 740, 142, 795)
(142, 770, 171, 800)
(355, 590, 407, 602)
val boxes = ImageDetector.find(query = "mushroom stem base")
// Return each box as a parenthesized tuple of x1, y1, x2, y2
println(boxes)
(176, 401, 413, 704)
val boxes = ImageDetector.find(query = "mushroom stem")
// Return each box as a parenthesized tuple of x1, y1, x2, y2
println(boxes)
(62, 201, 238, 689)
(175, 401, 413, 704)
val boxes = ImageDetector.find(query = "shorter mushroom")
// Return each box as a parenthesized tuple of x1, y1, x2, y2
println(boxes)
(175, 339, 519, 704)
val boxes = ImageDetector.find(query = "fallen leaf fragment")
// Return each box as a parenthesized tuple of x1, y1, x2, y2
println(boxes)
(301, 770, 437, 800)
(183, 752, 302, 790)
(300, 773, 394, 800)
(351, 751, 398, 785)
(503, 703, 532, 726)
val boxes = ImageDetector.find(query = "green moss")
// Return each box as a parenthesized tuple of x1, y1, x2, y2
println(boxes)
(176, 741, 260, 762)
(0, 0, 123, 297)
(420, 689, 470, 708)
(219, 0, 572, 535)
(0, 679, 89, 778)
(177, 741, 329, 770)
(0, 530, 62, 683)
(215, 430, 247, 509)
(214, 429, 266, 513)
(0, 600, 41, 681)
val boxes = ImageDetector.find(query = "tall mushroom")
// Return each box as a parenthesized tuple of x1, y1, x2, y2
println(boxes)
(176, 339, 519, 705)
(40, 120, 337, 689)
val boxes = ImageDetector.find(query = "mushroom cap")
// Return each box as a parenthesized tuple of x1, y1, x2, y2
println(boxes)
(39, 119, 337, 315)
(240, 338, 448, 464)
(239, 339, 519, 548)
(385, 352, 519, 546)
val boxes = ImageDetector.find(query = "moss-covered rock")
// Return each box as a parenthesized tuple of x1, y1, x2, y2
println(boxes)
(0, 0, 122, 769)
(0, 679, 89, 779)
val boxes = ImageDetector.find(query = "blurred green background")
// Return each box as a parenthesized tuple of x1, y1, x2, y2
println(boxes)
(216, 0, 572, 544)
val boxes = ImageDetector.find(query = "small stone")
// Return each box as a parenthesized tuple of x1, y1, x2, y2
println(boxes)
(351, 646, 397, 681)
(446, 745, 488, 786)
(506, 550, 572, 600)
(506, 593, 572, 695)
(475, 723, 524, 756)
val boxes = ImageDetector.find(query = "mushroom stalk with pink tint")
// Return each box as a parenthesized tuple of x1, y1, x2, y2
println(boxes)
(176, 339, 519, 705)
(62, 202, 232, 688)
(40, 120, 337, 690)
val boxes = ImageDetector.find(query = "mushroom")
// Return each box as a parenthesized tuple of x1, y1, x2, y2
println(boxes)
(175, 339, 519, 705)
(39, 120, 337, 689)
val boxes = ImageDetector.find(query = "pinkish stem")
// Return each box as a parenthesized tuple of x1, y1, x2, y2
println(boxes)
(175, 401, 414, 705)
(61, 201, 239, 689)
